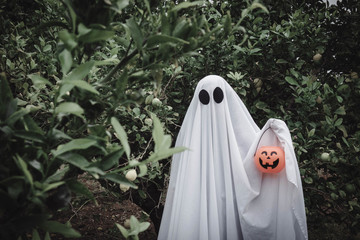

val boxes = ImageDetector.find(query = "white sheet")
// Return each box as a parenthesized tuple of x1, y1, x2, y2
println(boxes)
(239, 118, 308, 240)
(158, 75, 308, 240)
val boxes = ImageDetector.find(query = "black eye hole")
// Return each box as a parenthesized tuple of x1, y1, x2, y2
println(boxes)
(261, 151, 268, 156)
(271, 151, 277, 156)
(199, 89, 210, 105)
(213, 87, 224, 103)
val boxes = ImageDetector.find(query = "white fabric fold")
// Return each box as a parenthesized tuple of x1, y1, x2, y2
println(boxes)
(239, 118, 308, 240)
(158, 75, 259, 240)
(158, 75, 308, 240)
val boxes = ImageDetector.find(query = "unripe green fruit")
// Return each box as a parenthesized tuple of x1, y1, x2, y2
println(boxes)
(316, 96, 322, 104)
(144, 118, 153, 126)
(120, 183, 130, 192)
(152, 98, 162, 107)
(313, 53, 322, 62)
(125, 169, 137, 181)
(321, 152, 330, 161)
(124, 219, 131, 228)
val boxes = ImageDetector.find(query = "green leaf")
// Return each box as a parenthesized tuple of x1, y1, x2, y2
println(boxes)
(63, 0, 77, 32)
(42, 181, 65, 192)
(6, 108, 30, 126)
(44, 232, 51, 240)
(116, 223, 129, 238)
(144, 0, 151, 13)
(139, 222, 150, 232)
(28, 74, 52, 89)
(32, 229, 41, 240)
(48, 128, 72, 141)
(249, 48, 262, 54)
(325, 115, 332, 125)
(172, 19, 188, 38)
(151, 113, 164, 148)
(79, 29, 115, 43)
(334, 106, 346, 115)
(138, 164, 147, 178)
(250, 2, 269, 13)
(94, 58, 120, 66)
(102, 173, 137, 189)
(276, 59, 288, 64)
(62, 80, 99, 95)
(128, 215, 150, 236)
(115, 70, 128, 96)
(101, 149, 124, 170)
(15, 154, 33, 186)
(53, 138, 97, 157)
(14, 130, 44, 143)
(334, 118, 343, 127)
(58, 30, 77, 50)
(255, 101, 268, 110)
(67, 179, 95, 201)
(40, 221, 81, 238)
(111, 117, 131, 159)
(57, 152, 90, 169)
(77, 23, 91, 36)
(304, 177, 313, 184)
(110, 0, 129, 14)
(170, 1, 205, 12)
(0, 72, 13, 102)
(285, 76, 299, 86)
(126, 18, 143, 50)
(64, 61, 95, 82)
(23, 115, 44, 134)
(148, 146, 186, 163)
(0, 73, 14, 120)
(44, 165, 69, 183)
(308, 128, 315, 137)
(337, 125, 348, 138)
(147, 34, 189, 47)
(59, 49, 72, 75)
(54, 102, 84, 118)
(161, 14, 171, 35)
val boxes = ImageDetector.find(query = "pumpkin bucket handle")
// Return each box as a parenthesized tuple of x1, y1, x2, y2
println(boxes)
(253, 127, 271, 156)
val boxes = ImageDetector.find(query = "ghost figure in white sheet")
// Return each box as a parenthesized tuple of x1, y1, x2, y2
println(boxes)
(158, 75, 259, 240)
(238, 118, 308, 240)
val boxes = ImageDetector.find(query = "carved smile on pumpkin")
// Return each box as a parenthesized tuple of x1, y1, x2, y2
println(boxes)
(259, 151, 279, 169)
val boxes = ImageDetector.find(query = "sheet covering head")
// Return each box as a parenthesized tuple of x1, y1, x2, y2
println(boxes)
(158, 75, 259, 240)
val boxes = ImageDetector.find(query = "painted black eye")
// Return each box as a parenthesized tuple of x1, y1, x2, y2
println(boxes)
(199, 89, 210, 105)
(213, 87, 224, 103)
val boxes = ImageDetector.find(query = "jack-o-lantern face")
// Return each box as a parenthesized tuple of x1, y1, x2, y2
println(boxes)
(254, 146, 285, 173)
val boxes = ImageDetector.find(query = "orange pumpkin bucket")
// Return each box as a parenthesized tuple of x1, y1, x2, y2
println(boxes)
(254, 146, 285, 173)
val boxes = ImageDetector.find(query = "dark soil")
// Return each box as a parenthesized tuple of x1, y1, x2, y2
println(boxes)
(51, 175, 157, 240)
(49, 174, 360, 240)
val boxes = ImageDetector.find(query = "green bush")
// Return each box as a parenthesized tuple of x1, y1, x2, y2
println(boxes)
(1, 0, 359, 239)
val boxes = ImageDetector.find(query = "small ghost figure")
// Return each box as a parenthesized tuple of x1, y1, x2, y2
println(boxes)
(158, 75, 259, 240)
(239, 119, 308, 240)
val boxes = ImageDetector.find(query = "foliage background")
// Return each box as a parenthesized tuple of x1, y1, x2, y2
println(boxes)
(1, 0, 359, 239)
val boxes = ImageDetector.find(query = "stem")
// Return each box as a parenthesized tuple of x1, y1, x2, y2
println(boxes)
(100, 48, 138, 84)
(100, 10, 148, 84)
